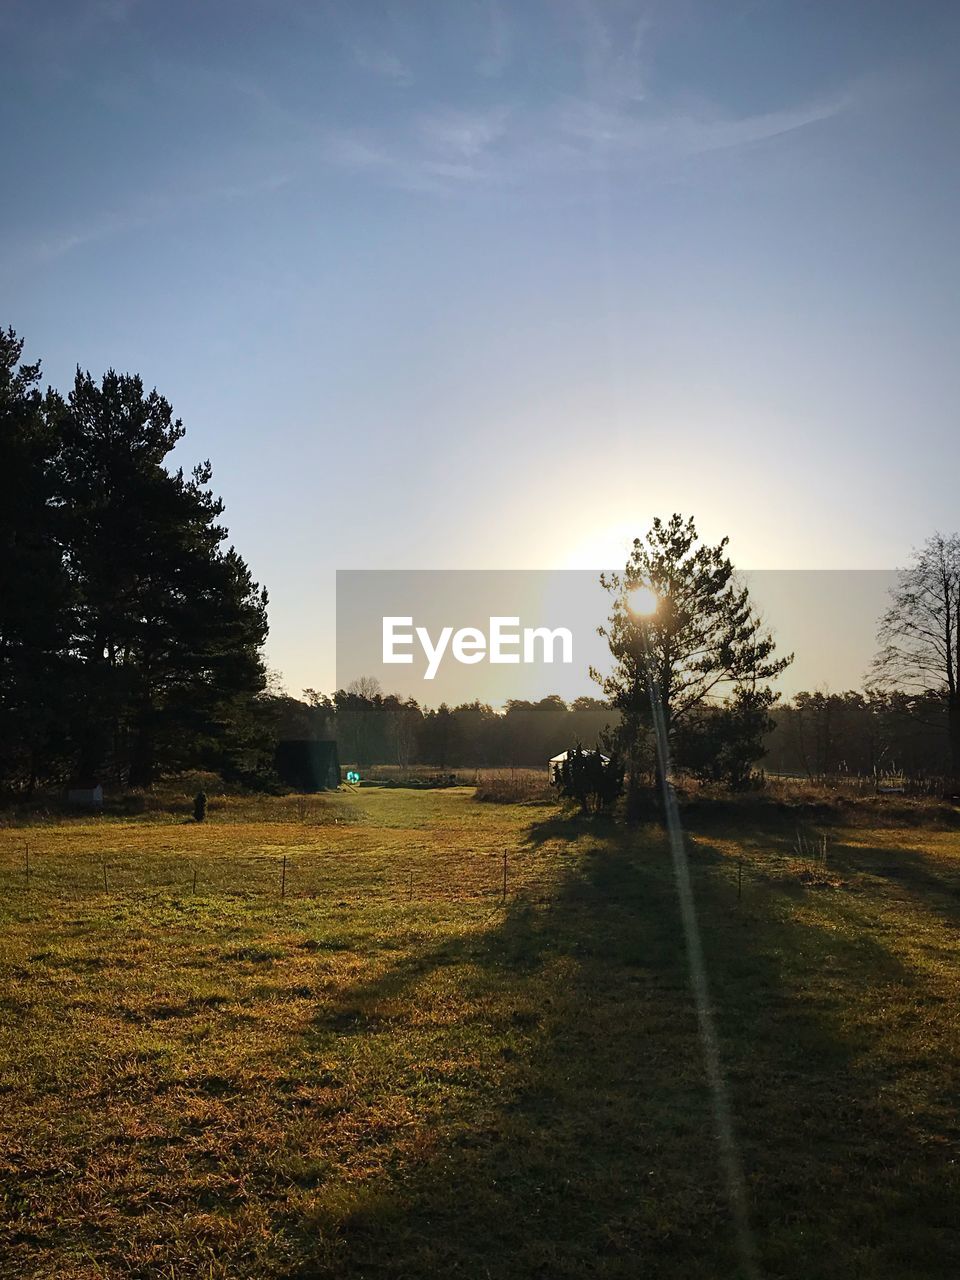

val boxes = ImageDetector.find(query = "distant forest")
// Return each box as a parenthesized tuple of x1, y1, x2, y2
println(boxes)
(271, 686, 955, 781)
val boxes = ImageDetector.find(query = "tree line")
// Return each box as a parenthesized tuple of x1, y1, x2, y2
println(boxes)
(255, 683, 959, 785)
(264, 688, 616, 771)
(766, 690, 953, 783)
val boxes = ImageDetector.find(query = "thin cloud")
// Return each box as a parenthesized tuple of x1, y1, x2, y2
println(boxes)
(314, 2, 846, 192)
(318, 128, 496, 193)
(319, 91, 849, 192)
(575, 0, 651, 105)
(353, 46, 414, 88)
(416, 105, 511, 158)
(556, 93, 849, 158)
(679, 97, 849, 153)
(4, 169, 295, 275)
(477, 0, 511, 78)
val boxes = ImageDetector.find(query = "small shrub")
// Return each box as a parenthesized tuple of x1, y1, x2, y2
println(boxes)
(553, 745, 624, 814)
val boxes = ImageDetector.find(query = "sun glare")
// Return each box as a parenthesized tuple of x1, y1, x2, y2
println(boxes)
(626, 584, 659, 617)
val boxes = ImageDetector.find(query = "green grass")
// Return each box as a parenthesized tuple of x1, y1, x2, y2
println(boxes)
(2, 788, 960, 1278)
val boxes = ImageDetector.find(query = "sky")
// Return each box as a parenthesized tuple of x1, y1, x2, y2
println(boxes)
(2, 0, 959, 698)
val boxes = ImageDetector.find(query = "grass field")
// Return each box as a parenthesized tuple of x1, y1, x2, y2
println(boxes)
(2, 787, 960, 1278)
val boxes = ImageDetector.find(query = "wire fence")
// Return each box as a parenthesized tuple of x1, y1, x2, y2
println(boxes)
(1, 839, 568, 908)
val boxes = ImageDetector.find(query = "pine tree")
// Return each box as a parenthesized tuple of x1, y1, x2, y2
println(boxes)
(594, 514, 790, 806)
(53, 368, 268, 785)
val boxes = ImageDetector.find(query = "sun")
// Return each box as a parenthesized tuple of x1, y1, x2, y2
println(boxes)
(626, 584, 659, 617)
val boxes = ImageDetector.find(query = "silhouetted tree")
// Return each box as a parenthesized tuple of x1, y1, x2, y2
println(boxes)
(674, 686, 775, 789)
(386, 695, 423, 769)
(302, 689, 336, 739)
(52, 367, 268, 785)
(872, 534, 960, 780)
(418, 703, 460, 768)
(444, 701, 497, 764)
(500, 696, 569, 765)
(595, 514, 791, 808)
(334, 680, 387, 768)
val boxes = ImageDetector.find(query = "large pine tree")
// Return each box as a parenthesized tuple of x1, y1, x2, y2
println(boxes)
(595, 514, 791, 801)
(49, 366, 269, 786)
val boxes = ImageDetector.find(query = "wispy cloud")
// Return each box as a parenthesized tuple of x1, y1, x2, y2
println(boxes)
(5, 169, 294, 275)
(477, 0, 511, 78)
(315, 0, 847, 192)
(353, 45, 414, 88)
(575, 0, 651, 105)
(317, 127, 497, 193)
(318, 91, 848, 194)
(555, 93, 848, 158)
(416, 105, 511, 158)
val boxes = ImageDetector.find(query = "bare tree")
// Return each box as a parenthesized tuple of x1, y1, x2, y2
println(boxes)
(872, 533, 960, 778)
(348, 675, 382, 700)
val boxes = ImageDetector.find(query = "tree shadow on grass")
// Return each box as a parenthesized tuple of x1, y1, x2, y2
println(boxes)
(841, 840, 960, 930)
(709, 817, 960, 933)
(282, 815, 960, 1280)
(517, 807, 624, 849)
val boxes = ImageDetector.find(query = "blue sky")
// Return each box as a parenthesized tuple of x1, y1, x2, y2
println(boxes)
(2, 1, 959, 696)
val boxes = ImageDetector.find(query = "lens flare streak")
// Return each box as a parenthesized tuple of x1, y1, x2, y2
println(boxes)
(646, 665, 760, 1279)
